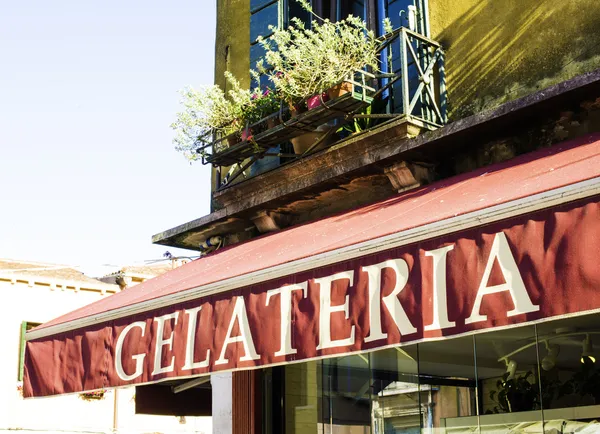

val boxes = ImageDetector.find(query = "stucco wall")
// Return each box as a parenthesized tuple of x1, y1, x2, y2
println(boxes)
(214, 0, 250, 91)
(211, 0, 250, 198)
(429, 0, 600, 119)
(0, 279, 211, 434)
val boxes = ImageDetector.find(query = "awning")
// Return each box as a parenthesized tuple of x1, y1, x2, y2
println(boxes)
(25, 133, 600, 397)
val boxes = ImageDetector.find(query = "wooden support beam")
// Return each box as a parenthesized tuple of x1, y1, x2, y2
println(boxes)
(232, 371, 261, 434)
(384, 161, 433, 193)
(251, 211, 289, 234)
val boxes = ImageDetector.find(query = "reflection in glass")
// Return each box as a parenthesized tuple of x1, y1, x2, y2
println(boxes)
(537, 314, 600, 432)
(250, 2, 278, 43)
(417, 337, 477, 433)
(269, 315, 600, 433)
(475, 325, 543, 432)
(370, 346, 420, 434)
(284, 361, 320, 434)
(321, 354, 371, 434)
(251, 0, 277, 12)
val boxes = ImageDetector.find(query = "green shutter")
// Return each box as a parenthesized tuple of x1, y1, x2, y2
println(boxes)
(18, 322, 41, 381)
(18, 321, 27, 381)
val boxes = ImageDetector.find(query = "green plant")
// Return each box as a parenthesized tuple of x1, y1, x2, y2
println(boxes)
(171, 72, 283, 160)
(247, 73, 284, 126)
(488, 371, 540, 413)
(171, 78, 240, 160)
(257, 0, 383, 105)
(79, 389, 106, 401)
(559, 358, 600, 404)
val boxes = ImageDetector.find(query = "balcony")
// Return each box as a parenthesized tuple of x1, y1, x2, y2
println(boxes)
(197, 28, 448, 190)
(155, 67, 600, 251)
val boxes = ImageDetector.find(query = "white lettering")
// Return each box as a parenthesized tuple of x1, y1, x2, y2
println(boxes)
(151, 312, 179, 375)
(316, 271, 356, 350)
(216, 297, 260, 365)
(465, 232, 539, 324)
(424, 245, 456, 331)
(266, 282, 308, 357)
(363, 260, 417, 342)
(115, 321, 146, 381)
(182, 306, 210, 370)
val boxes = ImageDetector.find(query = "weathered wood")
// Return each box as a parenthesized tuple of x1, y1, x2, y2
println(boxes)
(251, 211, 290, 233)
(384, 161, 433, 192)
(204, 92, 371, 167)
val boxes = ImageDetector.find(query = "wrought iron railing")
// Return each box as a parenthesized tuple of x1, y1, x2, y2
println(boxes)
(197, 27, 446, 190)
(378, 27, 447, 128)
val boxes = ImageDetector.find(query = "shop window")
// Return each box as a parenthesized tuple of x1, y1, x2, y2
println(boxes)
(536, 314, 600, 431)
(321, 354, 372, 432)
(18, 321, 40, 381)
(264, 315, 600, 433)
(475, 325, 544, 431)
(417, 337, 478, 432)
(370, 346, 420, 433)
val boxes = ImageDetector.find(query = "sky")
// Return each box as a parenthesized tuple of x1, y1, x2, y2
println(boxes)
(0, 1, 216, 275)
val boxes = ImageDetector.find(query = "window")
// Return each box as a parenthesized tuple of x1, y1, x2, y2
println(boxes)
(263, 314, 600, 433)
(18, 321, 40, 381)
(250, 0, 281, 89)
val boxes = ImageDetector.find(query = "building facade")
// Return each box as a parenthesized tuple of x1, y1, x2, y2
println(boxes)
(1, 259, 210, 434)
(22, 1, 600, 434)
(154, 0, 600, 432)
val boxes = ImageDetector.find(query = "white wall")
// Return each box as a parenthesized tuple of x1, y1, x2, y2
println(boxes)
(211, 373, 232, 434)
(0, 279, 212, 434)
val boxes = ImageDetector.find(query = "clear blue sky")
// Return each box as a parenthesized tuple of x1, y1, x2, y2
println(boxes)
(0, 1, 215, 274)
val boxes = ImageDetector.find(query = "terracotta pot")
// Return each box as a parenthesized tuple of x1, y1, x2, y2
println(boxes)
(266, 117, 280, 129)
(327, 81, 353, 100)
(241, 128, 253, 142)
(306, 92, 330, 110)
(290, 132, 325, 155)
(226, 133, 239, 147)
(290, 122, 336, 155)
(289, 102, 307, 117)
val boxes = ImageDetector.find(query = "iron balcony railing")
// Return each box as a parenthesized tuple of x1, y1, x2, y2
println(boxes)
(196, 27, 447, 190)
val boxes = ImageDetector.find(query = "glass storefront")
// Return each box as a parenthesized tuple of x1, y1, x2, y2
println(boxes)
(263, 313, 600, 433)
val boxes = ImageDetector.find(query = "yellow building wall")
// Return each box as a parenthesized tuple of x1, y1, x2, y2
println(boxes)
(212, 0, 251, 196)
(430, 0, 600, 119)
(214, 0, 251, 92)
(218, 0, 600, 121)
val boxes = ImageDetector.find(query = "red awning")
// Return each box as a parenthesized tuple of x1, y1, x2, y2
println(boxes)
(25, 134, 600, 397)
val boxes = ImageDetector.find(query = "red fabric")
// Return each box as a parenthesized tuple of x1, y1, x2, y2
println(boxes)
(23, 135, 600, 397)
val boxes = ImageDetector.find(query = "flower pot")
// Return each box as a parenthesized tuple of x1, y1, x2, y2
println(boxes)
(266, 117, 280, 129)
(291, 132, 324, 155)
(327, 81, 353, 100)
(226, 134, 239, 147)
(241, 128, 253, 142)
(289, 102, 307, 117)
(306, 92, 330, 110)
(290, 122, 336, 155)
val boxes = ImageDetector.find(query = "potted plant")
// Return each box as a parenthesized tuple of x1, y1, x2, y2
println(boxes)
(488, 371, 540, 413)
(257, 0, 389, 153)
(258, 0, 385, 105)
(246, 72, 284, 135)
(172, 70, 284, 160)
(79, 388, 106, 401)
(171, 78, 242, 161)
(557, 357, 600, 406)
